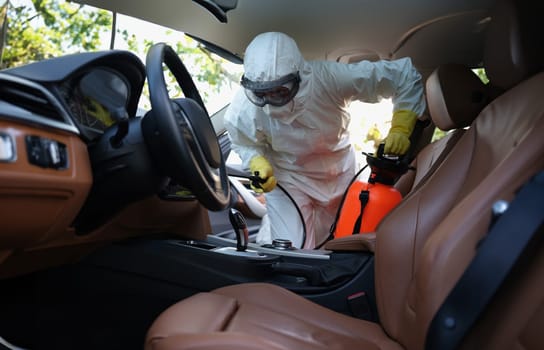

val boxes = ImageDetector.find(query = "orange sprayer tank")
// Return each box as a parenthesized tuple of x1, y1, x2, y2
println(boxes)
(332, 144, 411, 239)
(333, 180, 402, 238)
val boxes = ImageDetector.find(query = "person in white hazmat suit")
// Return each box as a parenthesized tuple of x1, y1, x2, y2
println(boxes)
(224, 32, 426, 249)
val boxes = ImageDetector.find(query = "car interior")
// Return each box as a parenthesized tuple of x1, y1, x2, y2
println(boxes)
(0, 0, 543, 349)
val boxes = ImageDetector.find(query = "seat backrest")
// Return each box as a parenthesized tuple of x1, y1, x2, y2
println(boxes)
(395, 63, 494, 197)
(374, 0, 544, 348)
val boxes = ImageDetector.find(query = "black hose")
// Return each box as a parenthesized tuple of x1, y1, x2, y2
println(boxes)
(235, 175, 307, 248)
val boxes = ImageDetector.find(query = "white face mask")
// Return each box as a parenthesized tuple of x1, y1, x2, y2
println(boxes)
(263, 100, 298, 124)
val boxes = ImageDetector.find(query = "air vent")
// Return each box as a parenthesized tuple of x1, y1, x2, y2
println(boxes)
(0, 80, 63, 122)
(0, 73, 78, 134)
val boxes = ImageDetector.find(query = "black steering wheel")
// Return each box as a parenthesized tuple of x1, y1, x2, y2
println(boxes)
(144, 43, 230, 211)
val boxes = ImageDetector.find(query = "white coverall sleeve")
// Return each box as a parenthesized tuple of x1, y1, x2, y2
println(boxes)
(329, 57, 426, 116)
(224, 89, 268, 169)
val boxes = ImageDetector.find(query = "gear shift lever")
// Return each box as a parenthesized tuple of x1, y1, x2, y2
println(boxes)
(229, 208, 249, 251)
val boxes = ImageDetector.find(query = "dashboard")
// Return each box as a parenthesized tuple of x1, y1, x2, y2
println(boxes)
(0, 50, 212, 278)
(2, 50, 146, 140)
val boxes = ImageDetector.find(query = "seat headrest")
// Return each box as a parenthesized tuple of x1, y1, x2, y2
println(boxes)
(483, 0, 544, 89)
(425, 64, 489, 131)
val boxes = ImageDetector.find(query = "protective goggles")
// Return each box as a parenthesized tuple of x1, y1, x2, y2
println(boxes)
(241, 72, 301, 107)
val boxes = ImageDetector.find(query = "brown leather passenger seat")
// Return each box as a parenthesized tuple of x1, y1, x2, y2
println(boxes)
(324, 63, 495, 253)
(395, 63, 498, 197)
(145, 0, 544, 349)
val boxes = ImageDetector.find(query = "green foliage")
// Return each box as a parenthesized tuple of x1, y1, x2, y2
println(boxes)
(2, 0, 111, 68)
(2, 0, 239, 109)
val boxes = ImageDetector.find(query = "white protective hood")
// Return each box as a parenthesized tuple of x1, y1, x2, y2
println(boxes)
(243, 32, 304, 82)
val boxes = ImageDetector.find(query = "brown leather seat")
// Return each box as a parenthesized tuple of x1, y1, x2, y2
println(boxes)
(323, 63, 495, 253)
(146, 0, 544, 349)
(395, 63, 495, 197)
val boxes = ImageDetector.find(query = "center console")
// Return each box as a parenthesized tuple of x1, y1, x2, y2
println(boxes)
(81, 231, 378, 321)
(188, 233, 378, 319)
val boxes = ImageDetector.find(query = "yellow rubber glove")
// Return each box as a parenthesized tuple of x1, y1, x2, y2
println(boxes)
(383, 109, 418, 155)
(249, 155, 277, 193)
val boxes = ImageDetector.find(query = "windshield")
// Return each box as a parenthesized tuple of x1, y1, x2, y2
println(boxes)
(2, 0, 243, 116)
(3, 0, 407, 169)
(112, 14, 243, 115)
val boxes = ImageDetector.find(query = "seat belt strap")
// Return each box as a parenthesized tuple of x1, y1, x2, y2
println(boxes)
(425, 170, 544, 350)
